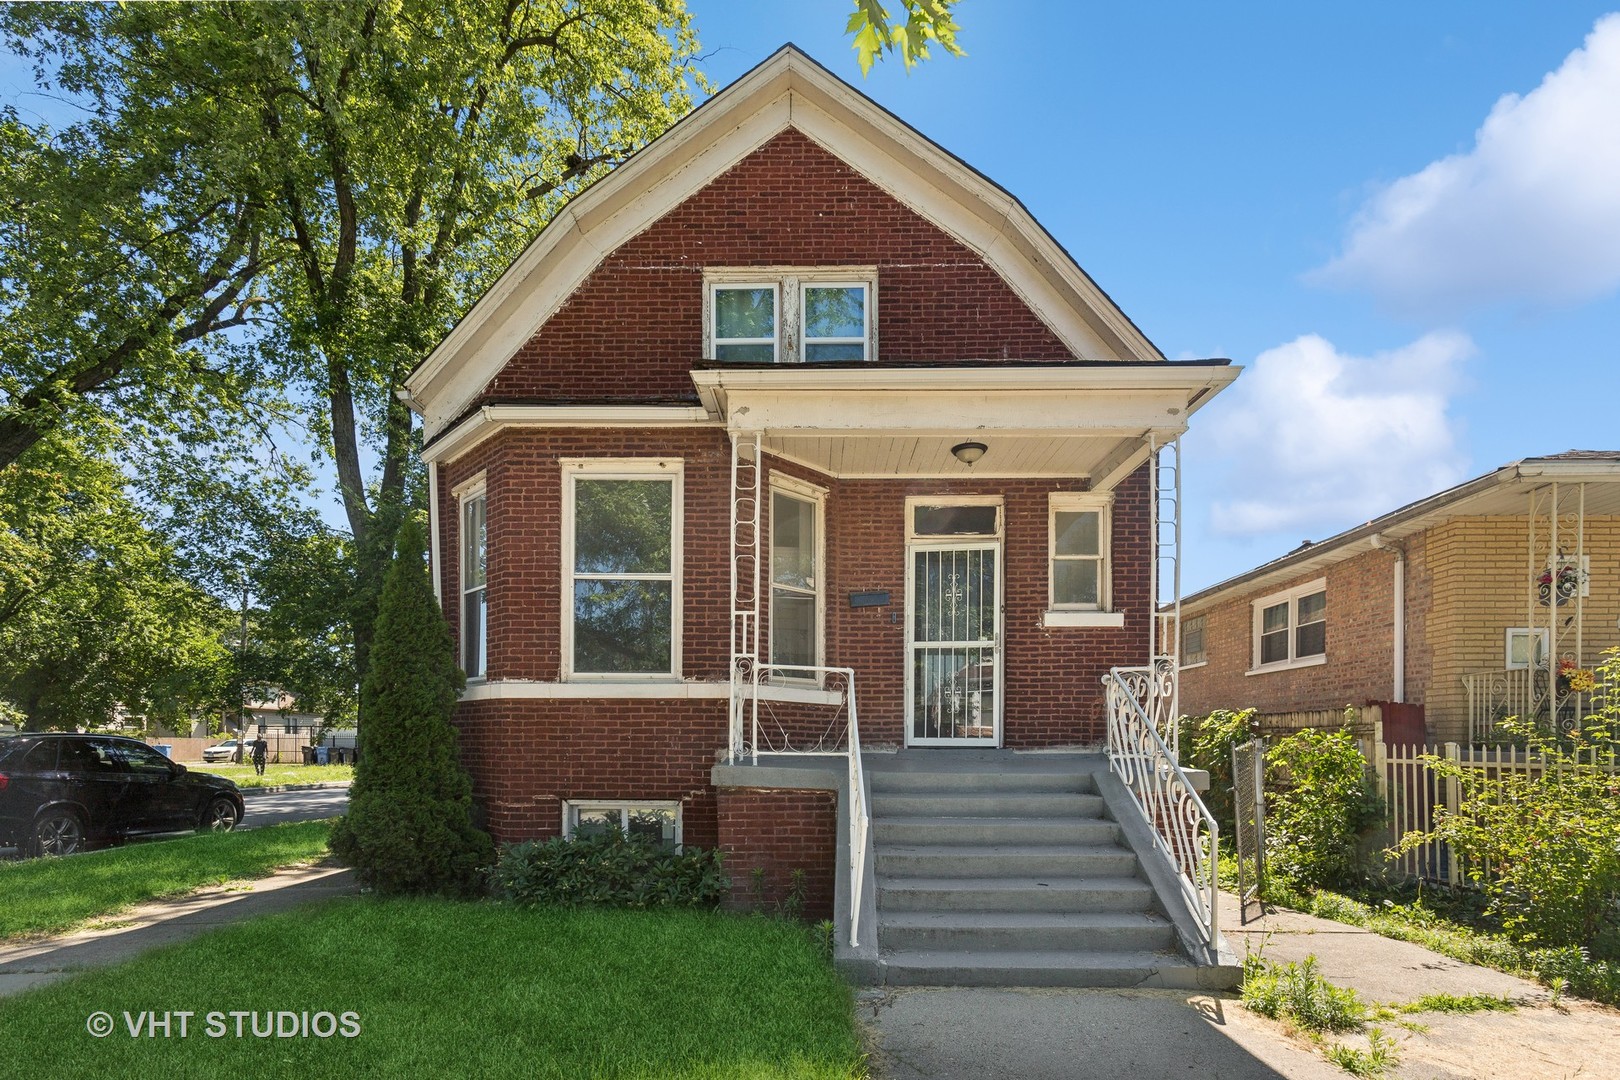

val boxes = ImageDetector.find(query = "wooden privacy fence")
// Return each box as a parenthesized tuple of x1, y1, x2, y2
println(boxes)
(1372, 737, 1619, 885)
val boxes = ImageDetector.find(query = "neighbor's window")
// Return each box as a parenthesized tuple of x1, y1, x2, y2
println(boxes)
(1181, 615, 1207, 666)
(461, 488, 488, 678)
(1505, 627, 1550, 670)
(565, 800, 681, 850)
(1252, 580, 1326, 671)
(707, 270, 874, 363)
(770, 489, 822, 672)
(565, 462, 681, 678)
(1049, 495, 1110, 611)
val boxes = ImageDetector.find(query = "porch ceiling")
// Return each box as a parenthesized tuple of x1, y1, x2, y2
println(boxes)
(690, 362, 1238, 487)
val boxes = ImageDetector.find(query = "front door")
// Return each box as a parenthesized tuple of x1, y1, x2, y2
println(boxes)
(906, 540, 1002, 746)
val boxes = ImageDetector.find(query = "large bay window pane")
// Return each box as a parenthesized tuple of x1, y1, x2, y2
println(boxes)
(571, 477, 675, 675)
(572, 580, 673, 673)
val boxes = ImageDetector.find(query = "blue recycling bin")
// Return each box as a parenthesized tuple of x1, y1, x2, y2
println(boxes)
(153, 744, 173, 758)
(315, 745, 330, 765)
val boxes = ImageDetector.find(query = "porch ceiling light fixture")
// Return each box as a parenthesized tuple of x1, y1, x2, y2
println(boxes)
(951, 440, 988, 465)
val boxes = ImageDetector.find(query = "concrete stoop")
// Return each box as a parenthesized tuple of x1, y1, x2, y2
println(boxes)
(848, 751, 1238, 990)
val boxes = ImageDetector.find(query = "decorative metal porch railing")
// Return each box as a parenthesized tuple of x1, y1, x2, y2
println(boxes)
(1104, 664, 1220, 950)
(1462, 668, 1593, 743)
(1109, 656, 1181, 759)
(734, 664, 872, 950)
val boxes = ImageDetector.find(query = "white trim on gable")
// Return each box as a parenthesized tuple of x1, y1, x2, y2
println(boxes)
(403, 47, 1164, 442)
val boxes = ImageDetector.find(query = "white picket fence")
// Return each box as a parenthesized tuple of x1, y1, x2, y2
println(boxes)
(1373, 738, 1618, 885)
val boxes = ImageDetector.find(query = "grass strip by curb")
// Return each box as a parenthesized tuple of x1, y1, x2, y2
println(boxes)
(187, 764, 355, 789)
(0, 898, 866, 1079)
(0, 819, 332, 940)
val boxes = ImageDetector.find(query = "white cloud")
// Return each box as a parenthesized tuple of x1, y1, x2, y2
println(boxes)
(1204, 332, 1473, 536)
(1313, 14, 1620, 317)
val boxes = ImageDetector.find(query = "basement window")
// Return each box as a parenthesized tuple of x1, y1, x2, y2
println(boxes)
(564, 800, 681, 850)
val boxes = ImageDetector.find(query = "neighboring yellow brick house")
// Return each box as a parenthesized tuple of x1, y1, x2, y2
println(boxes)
(1178, 452, 1620, 743)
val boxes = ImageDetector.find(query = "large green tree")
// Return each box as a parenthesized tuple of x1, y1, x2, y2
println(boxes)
(0, 428, 235, 730)
(4, 1, 706, 701)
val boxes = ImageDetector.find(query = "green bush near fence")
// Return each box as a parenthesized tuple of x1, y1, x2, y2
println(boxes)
(1395, 647, 1620, 949)
(1183, 706, 1258, 838)
(1265, 725, 1385, 891)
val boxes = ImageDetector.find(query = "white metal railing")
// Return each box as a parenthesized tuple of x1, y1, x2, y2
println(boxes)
(1111, 657, 1181, 759)
(740, 664, 871, 949)
(1462, 668, 1595, 743)
(1104, 665, 1219, 950)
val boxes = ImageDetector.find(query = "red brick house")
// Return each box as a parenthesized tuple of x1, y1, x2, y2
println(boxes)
(401, 47, 1239, 986)
(1178, 452, 1620, 744)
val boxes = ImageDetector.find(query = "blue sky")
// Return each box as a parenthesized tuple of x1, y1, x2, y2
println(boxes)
(689, 2, 1620, 590)
(5, 3, 1618, 595)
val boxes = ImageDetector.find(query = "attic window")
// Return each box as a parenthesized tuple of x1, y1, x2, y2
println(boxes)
(706, 268, 875, 363)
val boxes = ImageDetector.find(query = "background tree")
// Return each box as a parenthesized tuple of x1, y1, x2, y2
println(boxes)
(846, 0, 965, 75)
(4, 0, 707, 710)
(331, 518, 492, 896)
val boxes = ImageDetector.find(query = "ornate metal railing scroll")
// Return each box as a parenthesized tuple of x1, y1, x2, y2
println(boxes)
(1104, 666, 1219, 950)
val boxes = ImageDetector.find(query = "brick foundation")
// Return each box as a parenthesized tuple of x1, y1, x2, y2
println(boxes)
(716, 787, 838, 921)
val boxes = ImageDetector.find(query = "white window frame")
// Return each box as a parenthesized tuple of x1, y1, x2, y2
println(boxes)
(708, 281, 780, 362)
(1248, 578, 1328, 674)
(560, 458, 683, 681)
(768, 475, 827, 683)
(1181, 613, 1208, 668)
(455, 473, 488, 681)
(1505, 627, 1550, 670)
(1043, 493, 1122, 629)
(562, 799, 683, 850)
(906, 494, 1003, 540)
(799, 279, 870, 361)
(704, 266, 877, 363)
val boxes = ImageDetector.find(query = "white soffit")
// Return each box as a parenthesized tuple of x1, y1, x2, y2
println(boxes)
(405, 46, 1165, 442)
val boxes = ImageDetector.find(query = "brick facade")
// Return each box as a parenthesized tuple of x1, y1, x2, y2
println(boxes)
(1180, 516, 1619, 742)
(429, 116, 1163, 901)
(716, 788, 838, 920)
(482, 128, 1075, 407)
(438, 426, 1152, 843)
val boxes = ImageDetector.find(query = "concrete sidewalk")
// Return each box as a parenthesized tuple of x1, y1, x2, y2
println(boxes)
(1217, 890, 1546, 1005)
(0, 864, 357, 999)
(864, 893, 1620, 1079)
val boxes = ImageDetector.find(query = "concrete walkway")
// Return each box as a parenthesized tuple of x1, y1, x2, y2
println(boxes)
(0, 864, 357, 999)
(864, 892, 1620, 1079)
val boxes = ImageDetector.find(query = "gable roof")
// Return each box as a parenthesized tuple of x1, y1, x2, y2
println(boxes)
(1180, 451, 1620, 614)
(402, 44, 1166, 442)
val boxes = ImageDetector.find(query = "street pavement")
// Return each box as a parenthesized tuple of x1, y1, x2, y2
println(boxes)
(240, 784, 349, 829)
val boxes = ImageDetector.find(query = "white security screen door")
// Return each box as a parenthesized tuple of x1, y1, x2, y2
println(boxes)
(905, 500, 1002, 746)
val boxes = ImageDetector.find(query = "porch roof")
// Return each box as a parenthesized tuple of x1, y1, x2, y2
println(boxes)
(690, 360, 1237, 488)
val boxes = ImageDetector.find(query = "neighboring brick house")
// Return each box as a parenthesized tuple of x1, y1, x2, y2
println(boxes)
(400, 47, 1239, 984)
(1178, 452, 1620, 744)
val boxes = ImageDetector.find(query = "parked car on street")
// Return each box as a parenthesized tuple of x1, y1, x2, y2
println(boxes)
(202, 739, 246, 763)
(0, 733, 245, 856)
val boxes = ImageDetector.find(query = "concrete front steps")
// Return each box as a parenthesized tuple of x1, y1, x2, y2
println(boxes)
(865, 752, 1233, 989)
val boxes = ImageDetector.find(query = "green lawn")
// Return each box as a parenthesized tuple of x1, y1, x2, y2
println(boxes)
(0, 899, 866, 1079)
(192, 763, 353, 789)
(0, 820, 333, 940)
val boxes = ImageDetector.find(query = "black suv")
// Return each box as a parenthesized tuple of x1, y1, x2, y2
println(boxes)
(0, 734, 245, 856)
